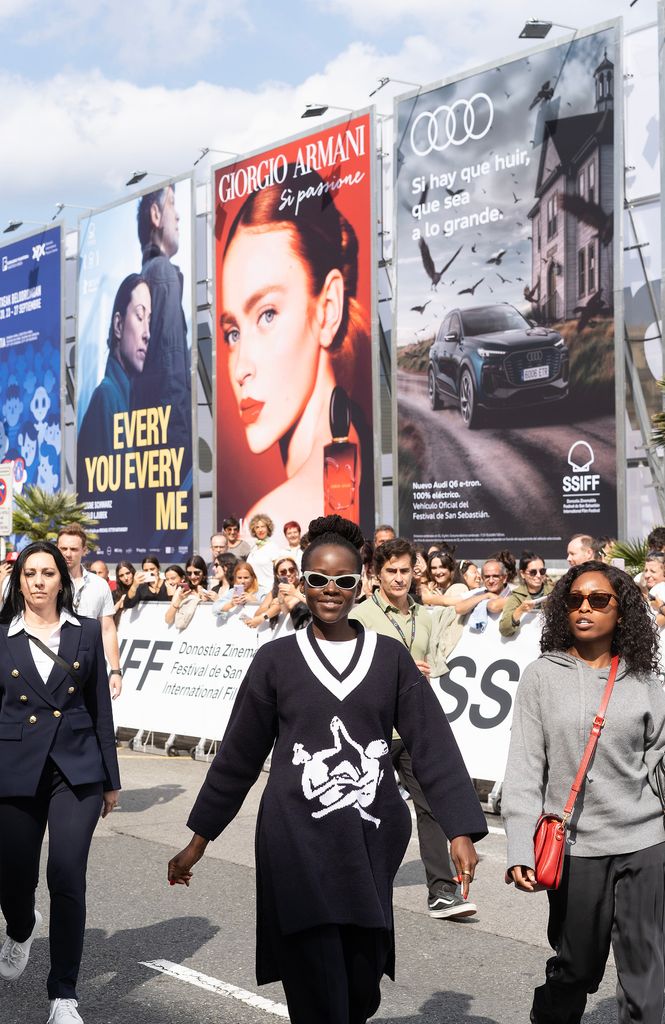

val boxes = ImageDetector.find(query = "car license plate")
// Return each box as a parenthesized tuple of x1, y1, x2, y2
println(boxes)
(522, 364, 549, 382)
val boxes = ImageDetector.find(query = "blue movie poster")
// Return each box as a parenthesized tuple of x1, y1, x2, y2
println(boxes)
(76, 179, 193, 561)
(0, 226, 62, 499)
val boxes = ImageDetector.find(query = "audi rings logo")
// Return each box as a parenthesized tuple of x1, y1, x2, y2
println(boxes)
(526, 350, 543, 363)
(410, 93, 494, 156)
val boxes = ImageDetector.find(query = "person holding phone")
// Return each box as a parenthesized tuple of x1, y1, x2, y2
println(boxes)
(123, 557, 168, 607)
(500, 552, 554, 638)
(0, 541, 120, 1024)
(243, 557, 310, 635)
(167, 515, 486, 1024)
(165, 556, 216, 629)
(211, 562, 267, 622)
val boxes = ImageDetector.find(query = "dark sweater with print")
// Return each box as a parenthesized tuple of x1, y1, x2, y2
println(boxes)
(187, 624, 487, 981)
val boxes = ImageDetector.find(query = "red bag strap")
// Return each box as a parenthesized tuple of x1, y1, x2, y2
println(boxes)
(562, 654, 619, 824)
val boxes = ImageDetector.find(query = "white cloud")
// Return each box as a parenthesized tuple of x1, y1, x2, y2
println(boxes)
(321, 0, 654, 66)
(0, 33, 450, 220)
(11, 0, 249, 69)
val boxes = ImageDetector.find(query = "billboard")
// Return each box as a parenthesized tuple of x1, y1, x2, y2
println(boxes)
(76, 178, 194, 561)
(0, 225, 62, 497)
(394, 24, 620, 558)
(213, 112, 376, 537)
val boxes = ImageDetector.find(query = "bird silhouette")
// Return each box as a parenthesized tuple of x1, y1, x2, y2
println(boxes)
(523, 281, 541, 304)
(418, 238, 463, 289)
(410, 300, 431, 315)
(512, 191, 521, 204)
(529, 81, 555, 110)
(446, 187, 465, 197)
(458, 278, 484, 296)
(487, 249, 506, 266)
(560, 193, 614, 246)
(572, 289, 609, 331)
(496, 273, 511, 284)
(471, 243, 477, 253)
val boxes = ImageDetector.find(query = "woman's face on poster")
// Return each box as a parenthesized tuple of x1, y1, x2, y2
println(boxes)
(115, 282, 151, 377)
(220, 227, 328, 454)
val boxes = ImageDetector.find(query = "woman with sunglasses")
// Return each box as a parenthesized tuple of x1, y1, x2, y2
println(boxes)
(499, 552, 553, 637)
(242, 557, 309, 635)
(503, 561, 665, 1024)
(168, 515, 486, 1024)
(164, 556, 216, 629)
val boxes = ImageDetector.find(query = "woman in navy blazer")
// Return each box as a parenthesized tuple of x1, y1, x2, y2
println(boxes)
(0, 541, 121, 1024)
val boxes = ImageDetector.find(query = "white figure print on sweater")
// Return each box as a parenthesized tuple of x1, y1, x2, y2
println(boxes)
(292, 716, 389, 828)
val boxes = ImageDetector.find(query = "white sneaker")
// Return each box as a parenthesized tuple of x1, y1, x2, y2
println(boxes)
(0, 908, 42, 980)
(47, 999, 84, 1023)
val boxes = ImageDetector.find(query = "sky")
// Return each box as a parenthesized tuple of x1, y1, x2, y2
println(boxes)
(0, 0, 657, 232)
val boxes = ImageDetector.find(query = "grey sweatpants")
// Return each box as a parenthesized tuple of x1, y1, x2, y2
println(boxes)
(532, 841, 665, 1024)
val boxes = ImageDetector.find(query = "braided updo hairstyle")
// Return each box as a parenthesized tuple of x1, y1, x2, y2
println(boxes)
(223, 167, 368, 398)
(302, 515, 364, 573)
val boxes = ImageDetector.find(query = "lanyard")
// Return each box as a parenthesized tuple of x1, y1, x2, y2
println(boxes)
(372, 591, 416, 652)
(72, 572, 89, 613)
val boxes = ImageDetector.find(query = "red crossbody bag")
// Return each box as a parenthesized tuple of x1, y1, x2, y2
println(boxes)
(532, 655, 619, 890)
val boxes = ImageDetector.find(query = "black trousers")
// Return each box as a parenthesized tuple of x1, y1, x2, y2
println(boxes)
(532, 842, 665, 1024)
(275, 923, 391, 1024)
(0, 760, 103, 999)
(390, 738, 456, 896)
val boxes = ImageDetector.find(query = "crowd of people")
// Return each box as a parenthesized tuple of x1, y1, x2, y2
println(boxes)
(2, 519, 665, 1023)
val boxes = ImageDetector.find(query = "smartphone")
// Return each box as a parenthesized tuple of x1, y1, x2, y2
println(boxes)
(278, 575, 289, 584)
(233, 583, 245, 596)
(180, 582, 191, 593)
(143, 572, 155, 583)
(530, 595, 547, 606)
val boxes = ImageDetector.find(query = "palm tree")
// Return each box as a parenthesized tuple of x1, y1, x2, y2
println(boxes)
(12, 486, 98, 547)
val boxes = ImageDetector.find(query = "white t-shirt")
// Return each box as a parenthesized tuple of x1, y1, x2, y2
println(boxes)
(317, 637, 357, 673)
(72, 568, 114, 619)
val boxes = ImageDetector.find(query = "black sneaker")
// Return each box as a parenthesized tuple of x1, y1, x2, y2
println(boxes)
(427, 891, 477, 919)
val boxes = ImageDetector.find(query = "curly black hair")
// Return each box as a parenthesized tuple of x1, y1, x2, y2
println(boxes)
(540, 560, 660, 676)
(302, 515, 364, 572)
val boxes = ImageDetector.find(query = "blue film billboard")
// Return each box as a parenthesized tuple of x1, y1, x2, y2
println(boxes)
(0, 226, 62, 496)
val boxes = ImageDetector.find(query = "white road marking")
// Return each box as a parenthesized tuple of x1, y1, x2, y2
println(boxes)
(140, 959, 289, 1018)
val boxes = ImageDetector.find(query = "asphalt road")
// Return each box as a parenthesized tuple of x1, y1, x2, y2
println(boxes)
(397, 370, 616, 548)
(5, 750, 623, 1024)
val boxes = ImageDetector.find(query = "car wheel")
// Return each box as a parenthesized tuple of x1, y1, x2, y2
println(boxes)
(459, 368, 480, 428)
(428, 368, 443, 410)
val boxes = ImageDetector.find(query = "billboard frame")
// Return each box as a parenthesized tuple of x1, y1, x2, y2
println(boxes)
(0, 220, 66, 497)
(210, 107, 380, 537)
(74, 172, 198, 559)
(391, 17, 625, 549)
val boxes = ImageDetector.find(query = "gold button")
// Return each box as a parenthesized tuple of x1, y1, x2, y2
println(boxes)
(68, 686, 76, 695)
(28, 715, 37, 724)
(19, 695, 28, 703)
(11, 669, 19, 678)
(53, 710, 62, 719)
(73, 661, 80, 670)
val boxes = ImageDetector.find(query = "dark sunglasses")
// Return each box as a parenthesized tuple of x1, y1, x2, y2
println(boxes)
(186, 569, 203, 577)
(303, 571, 361, 591)
(525, 568, 547, 577)
(565, 591, 617, 611)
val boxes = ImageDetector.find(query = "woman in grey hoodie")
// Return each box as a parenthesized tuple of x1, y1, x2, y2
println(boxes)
(503, 561, 665, 1024)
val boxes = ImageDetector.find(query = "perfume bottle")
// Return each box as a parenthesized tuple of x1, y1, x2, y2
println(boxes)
(323, 386, 358, 521)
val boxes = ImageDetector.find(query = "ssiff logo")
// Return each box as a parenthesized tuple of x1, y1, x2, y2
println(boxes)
(32, 243, 46, 262)
(563, 441, 599, 493)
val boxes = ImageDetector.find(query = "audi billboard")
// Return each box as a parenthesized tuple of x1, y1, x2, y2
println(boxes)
(393, 21, 621, 558)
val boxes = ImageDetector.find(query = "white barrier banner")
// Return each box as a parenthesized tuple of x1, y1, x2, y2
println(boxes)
(114, 603, 259, 738)
(114, 601, 546, 781)
(430, 610, 543, 782)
